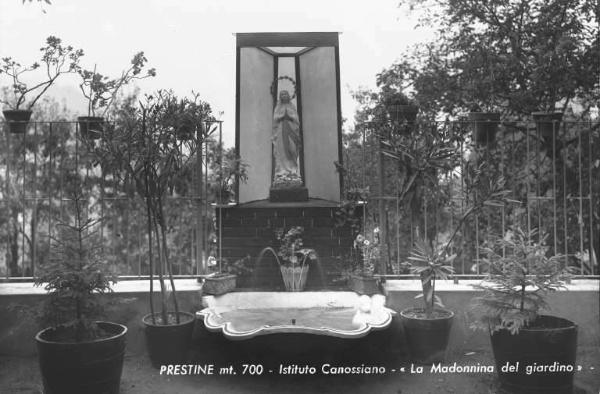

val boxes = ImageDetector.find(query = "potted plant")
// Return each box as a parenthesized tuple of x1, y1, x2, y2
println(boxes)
(257, 226, 316, 291)
(467, 109, 501, 147)
(400, 235, 456, 364)
(348, 229, 380, 295)
(472, 227, 576, 394)
(201, 256, 238, 296)
(34, 192, 126, 394)
(78, 52, 155, 139)
(380, 87, 418, 123)
(211, 148, 249, 205)
(400, 164, 514, 363)
(94, 90, 215, 367)
(0, 36, 83, 133)
(531, 110, 563, 143)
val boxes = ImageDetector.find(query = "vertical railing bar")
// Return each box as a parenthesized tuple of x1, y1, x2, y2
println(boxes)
(21, 129, 27, 277)
(536, 121, 541, 243)
(578, 123, 584, 275)
(588, 121, 595, 275)
(553, 119, 558, 255)
(218, 121, 223, 271)
(32, 121, 38, 276)
(526, 119, 531, 235)
(562, 122, 568, 267)
(3, 125, 7, 278)
(500, 122, 506, 257)
(137, 199, 142, 277)
(47, 123, 53, 278)
(204, 131, 209, 274)
(459, 132, 465, 274)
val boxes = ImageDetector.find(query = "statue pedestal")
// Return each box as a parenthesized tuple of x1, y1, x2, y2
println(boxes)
(269, 186, 308, 202)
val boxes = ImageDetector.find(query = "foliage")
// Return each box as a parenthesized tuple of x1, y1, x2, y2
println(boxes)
(353, 228, 380, 276)
(393, 0, 599, 118)
(0, 36, 84, 110)
(212, 149, 249, 203)
(471, 227, 573, 334)
(273, 226, 316, 267)
(93, 89, 215, 325)
(79, 52, 156, 117)
(406, 163, 516, 316)
(34, 192, 115, 341)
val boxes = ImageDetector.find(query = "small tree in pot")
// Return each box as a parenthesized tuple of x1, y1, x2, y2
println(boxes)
(0, 36, 83, 133)
(34, 192, 126, 394)
(78, 52, 155, 139)
(472, 226, 576, 394)
(94, 89, 215, 367)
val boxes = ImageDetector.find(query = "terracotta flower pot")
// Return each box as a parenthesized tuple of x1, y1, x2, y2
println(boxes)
(348, 274, 379, 295)
(203, 274, 237, 295)
(3, 109, 32, 134)
(468, 112, 500, 146)
(532, 111, 563, 141)
(387, 104, 418, 123)
(77, 116, 105, 140)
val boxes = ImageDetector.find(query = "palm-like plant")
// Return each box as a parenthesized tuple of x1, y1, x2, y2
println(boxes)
(407, 162, 516, 317)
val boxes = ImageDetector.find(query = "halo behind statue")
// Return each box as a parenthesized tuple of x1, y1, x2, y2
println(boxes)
(270, 76, 297, 100)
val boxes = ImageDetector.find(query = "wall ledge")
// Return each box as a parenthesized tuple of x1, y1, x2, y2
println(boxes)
(0, 279, 203, 296)
(0, 278, 597, 296)
(384, 279, 599, 292)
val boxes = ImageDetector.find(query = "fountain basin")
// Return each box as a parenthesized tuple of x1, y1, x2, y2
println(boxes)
(196, 291, 396, 340)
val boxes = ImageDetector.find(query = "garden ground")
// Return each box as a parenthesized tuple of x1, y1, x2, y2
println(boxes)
(1, 346, 598, 394)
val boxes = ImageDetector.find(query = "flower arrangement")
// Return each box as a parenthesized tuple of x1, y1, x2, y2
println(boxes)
(274, 226, 316, 267)
(272, 171, 303, 189)
(353, 228, 380, 276)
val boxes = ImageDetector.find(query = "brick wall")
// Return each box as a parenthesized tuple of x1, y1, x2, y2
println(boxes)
(216, 205, 357, 288)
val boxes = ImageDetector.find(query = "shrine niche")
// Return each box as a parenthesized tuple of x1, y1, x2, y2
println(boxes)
(235, 32, 343, 203)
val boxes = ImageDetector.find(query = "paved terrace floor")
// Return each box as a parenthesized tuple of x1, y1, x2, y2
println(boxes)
(1, 341, 598, 393)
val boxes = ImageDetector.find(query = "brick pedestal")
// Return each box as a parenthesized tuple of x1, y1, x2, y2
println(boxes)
(215, 200, 357, 288)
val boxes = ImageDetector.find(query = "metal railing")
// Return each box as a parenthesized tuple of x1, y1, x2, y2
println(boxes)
(350, 119, 599, 277)
(0, 120, 223, 280)
(1, 118, 597, 280)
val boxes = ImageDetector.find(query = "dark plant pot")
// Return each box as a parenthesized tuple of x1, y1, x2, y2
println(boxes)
(348, 274, 379, 295)
(532, 111, 563, 141)
(468, 112, 500, 146)
(143, 311, 195, 368)
(388, 104, 418, 123)
(490, 315, 577, 394)
(400, 308, 454, 364)
(3, 109, 32, 134)
(203, 274, 237, 295)
(35, 321, 127, 394)
(77, 116, 105, 140)
(176, 121, 195, 140)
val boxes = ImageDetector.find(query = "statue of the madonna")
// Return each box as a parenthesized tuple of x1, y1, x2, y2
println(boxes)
(272, 90, 301, 185)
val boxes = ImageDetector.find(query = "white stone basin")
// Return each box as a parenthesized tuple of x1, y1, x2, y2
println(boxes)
(196, 291, 396, 340)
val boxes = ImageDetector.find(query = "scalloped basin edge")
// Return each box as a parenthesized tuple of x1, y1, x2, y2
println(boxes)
(196, 292, 396, 340)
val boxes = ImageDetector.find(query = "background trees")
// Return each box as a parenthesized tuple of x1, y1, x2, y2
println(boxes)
(347, 0, 599, 275)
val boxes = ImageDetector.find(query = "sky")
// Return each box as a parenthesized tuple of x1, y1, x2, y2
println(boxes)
(0, 0, 434, 145)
